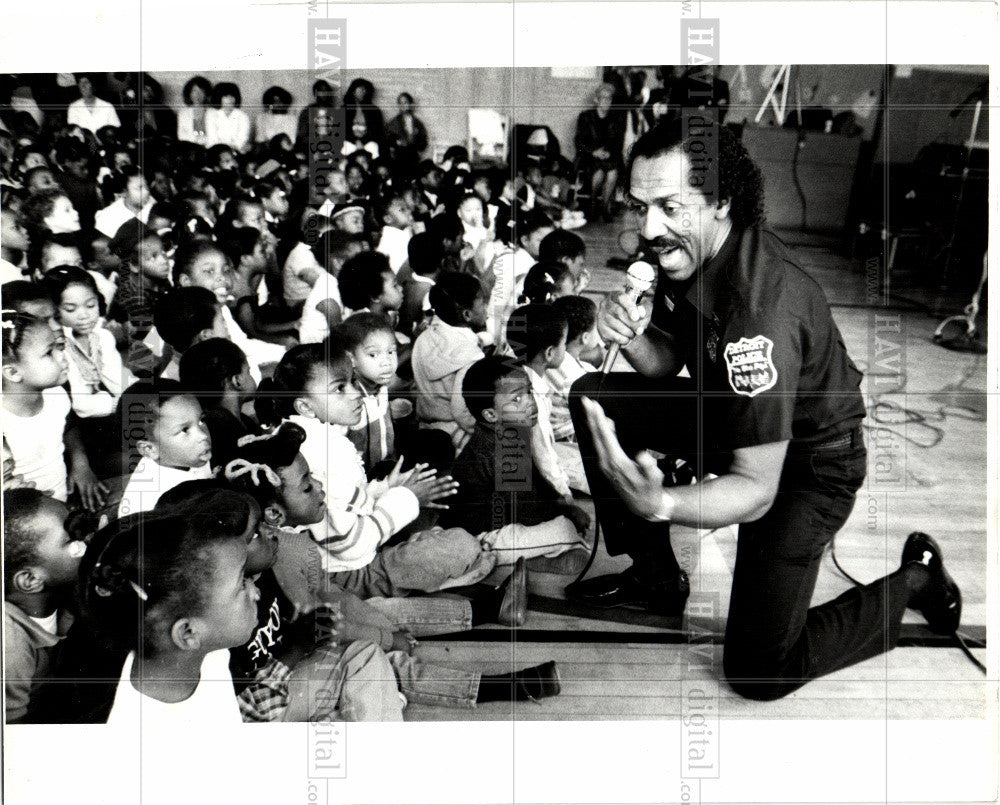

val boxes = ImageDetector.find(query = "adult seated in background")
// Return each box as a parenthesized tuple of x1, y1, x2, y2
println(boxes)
(342, 78, 385, 152)
(118, 73, 177, 142)
(205, 82, 251, 153)
(176, 75, 213, 147)
(256, 85, 297, 146)
(66, 74, 121, 135)
(384, 92, 428, 180)
(574, 82, 625, 223)
(297, 79, 339, 145)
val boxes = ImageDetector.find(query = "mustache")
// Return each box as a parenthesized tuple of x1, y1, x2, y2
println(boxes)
(642, 235, 685, 251)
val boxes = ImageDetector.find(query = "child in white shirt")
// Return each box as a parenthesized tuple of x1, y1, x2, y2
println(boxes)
(116, 379, 214, 517)
(252, 341, 495, 596)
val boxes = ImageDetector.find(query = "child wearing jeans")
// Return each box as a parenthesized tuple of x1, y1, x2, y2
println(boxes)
(116, 379, 214, 516)
(1, 311, 107, 509)
(410, 271, 488, 451)
(253, 347, 496, 597)
(4, 489, 88, 722)
(158, 479, 557, 718)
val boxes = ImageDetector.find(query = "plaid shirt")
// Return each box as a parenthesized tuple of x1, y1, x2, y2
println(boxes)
(236, 657, 294, 722)
(109, 270, 169, 336)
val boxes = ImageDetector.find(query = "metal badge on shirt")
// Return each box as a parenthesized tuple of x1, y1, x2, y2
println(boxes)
(723, 335, 778, 397)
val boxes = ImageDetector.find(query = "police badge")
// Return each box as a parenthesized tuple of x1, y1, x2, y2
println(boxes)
(723, 335, 778, 397)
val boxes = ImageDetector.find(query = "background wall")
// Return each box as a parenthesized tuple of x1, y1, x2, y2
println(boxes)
(150, 67, 605, 160)
(149, 64, 986, 166)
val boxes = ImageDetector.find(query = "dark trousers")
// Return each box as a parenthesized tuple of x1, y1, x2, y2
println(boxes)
(570, 372, 911, 701)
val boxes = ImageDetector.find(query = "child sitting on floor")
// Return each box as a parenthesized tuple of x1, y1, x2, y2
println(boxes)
(2, 310, 106, 509)
(178, 338, 260, 470)
(79, 510, 259, 726)
(166, 477, 558, 718)
(440, 356, 591, 573)
(116, 378, 214, 516)
(172, 239, 286, 377)
(374, 190, 414, 274)
(397, 232, 442, 338)
(107, 220, 172, 339)
(4, 489, 88, 722)
(547, 295, 604, 442)
(506, 303, 588, 498)
(517, 260, 577, 305)
(253, 349, 496, 597)
(298, 230, 369, 344)
(153, 483, 406, 721)
(339, 312, 454, 475)
(538, 228, 591, 294)
(410, 271, 488, 451)
(153, 286, 229, 381)
(338, 250, 405, 322)
(45, 265, 135, 478)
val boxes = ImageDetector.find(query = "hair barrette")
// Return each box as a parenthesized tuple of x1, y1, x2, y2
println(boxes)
(225, 458, 282, 488)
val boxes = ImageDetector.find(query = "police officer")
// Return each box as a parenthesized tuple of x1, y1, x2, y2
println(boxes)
(567, 116, 961, 700)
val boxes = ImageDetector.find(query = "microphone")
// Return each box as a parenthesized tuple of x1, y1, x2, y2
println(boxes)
(600, 260, 657, 374)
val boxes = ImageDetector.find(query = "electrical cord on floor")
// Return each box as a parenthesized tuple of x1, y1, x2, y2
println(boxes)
(829, 538, 986, 675)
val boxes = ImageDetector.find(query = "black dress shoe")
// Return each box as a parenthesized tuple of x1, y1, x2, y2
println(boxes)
(902, 531, 962, 634)
(497, 557, 528, 627)
(565, 568, 690, 615)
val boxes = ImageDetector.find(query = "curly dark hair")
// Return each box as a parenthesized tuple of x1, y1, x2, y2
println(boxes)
(627, 117, 766, 228)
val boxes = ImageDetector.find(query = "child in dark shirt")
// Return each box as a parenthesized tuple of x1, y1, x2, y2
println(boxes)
(3, 489, 87, 722)
(178, 337, 260, 470)
(441, 356, 590, 573)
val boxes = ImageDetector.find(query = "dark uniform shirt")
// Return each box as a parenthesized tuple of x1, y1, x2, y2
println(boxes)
(650, 226, 865, 452)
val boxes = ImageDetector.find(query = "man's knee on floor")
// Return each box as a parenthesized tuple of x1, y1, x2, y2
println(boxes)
(723, 651, 802, 702)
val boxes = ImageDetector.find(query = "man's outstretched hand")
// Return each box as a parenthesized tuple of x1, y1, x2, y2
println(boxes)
(582, 397, 669, 522)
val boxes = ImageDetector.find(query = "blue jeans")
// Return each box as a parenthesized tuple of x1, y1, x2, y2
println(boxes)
(367, 595, 481, 709)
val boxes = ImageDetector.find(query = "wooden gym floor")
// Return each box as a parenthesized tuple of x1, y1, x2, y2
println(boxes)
(404, 218, 990, 722)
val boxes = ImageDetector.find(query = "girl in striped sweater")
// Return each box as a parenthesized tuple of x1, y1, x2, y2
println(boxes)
(253, 341, 496, 597)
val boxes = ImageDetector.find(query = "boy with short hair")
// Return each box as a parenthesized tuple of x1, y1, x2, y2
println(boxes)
(4, 489, 87, 722)
(338, 250, 404, 321)
(398, 232, 442, 337)
(116, 378, 215, 516)
(107, 220, 172, 338)
(375, 191, 414, 273)
(440, 356, 590, 572)
(153, 286, 229, 380)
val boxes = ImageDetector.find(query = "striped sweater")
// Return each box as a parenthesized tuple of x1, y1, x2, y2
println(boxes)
(286, 415, 419, 572)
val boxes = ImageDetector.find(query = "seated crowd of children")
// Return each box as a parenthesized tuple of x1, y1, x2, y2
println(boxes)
(1, 72, 607, 725)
